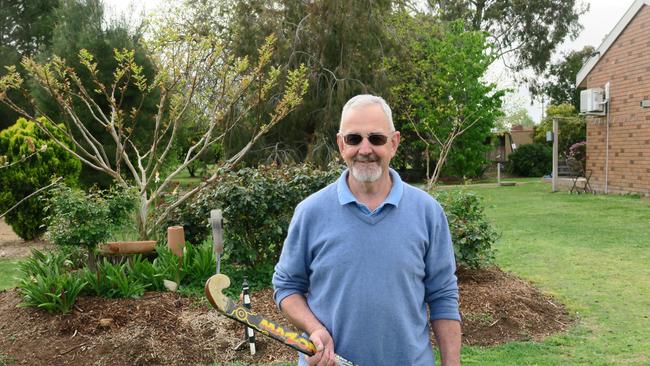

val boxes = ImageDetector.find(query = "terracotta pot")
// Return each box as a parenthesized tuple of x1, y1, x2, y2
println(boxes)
(98, 240, 156, 255)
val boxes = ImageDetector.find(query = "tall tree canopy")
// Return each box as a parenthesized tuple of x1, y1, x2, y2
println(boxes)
(0, 0, 61, 130)
(388, 16, 504, 184)
(531, 45, 595, 111)
(216, 0, 395, 164)
(428, 0, 588, 73)
(30, 0, 160, 187)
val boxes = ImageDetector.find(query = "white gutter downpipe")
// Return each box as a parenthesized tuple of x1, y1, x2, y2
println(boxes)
(604, 82, 610, 194)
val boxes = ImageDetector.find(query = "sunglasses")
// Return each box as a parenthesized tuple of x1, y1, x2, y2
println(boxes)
(342, 133, 391, 146)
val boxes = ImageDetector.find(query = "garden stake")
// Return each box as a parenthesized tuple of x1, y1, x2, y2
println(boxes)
(210, 210, 223, 274)
(205, 274, 356, 366)
(242, 277, 256, 355)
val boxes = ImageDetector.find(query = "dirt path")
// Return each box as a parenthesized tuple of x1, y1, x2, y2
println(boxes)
(0, 218, 51, 260)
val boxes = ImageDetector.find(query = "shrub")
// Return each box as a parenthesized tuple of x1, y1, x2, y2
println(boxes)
(45, 184, 137, 270)
(165, 162, 343, 268)
(0, 117, 81, 239)
(568, 141, 587, 173)
(18, 249, 86, 313)
(508, 143, 552, 177)
(432, 190, 498, 269)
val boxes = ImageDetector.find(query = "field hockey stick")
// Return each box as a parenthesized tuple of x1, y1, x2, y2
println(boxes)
(205, 274, 357, 366)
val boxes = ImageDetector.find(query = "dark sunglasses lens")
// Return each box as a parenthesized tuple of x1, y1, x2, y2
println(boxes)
(344, 134, 363, 145)
(368, 134, 388, 145)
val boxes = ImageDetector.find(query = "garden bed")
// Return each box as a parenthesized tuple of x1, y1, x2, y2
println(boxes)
(0, 266, 573, 365)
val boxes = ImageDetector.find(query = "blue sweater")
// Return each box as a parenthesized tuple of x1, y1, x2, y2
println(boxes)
(273, 170, 460, 365)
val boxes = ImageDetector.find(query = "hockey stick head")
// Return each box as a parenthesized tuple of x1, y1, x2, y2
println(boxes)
(205, 273, 231, 311)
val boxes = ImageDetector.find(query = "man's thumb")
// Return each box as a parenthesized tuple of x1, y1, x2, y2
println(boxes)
(311, 335, 324, 351)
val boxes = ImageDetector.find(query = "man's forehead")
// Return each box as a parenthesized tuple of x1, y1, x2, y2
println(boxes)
(340, 104, 390, 131)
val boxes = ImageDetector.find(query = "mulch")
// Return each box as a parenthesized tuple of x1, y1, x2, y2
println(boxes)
(0, 267, 573, 365)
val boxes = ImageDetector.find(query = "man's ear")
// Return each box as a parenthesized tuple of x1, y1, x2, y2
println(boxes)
(336, 133, 345, 154)
(391, 131, 401, 153)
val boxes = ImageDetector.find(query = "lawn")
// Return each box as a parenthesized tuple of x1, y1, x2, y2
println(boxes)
(452, 180, 650, 365)
(0, 260, 20, 290)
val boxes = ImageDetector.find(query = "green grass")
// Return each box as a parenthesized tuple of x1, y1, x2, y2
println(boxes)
(450, 180, 650, 365)
(0, 260, 21, 290)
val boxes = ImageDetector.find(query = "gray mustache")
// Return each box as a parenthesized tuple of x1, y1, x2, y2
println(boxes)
(353, 155, 378, 163)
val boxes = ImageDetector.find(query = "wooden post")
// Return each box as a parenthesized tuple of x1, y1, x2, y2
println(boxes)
(497, 162, 501, 185)
(210, 209, 224, 274)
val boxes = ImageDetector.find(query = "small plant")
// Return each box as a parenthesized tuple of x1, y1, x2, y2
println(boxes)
(82, 259, 146, 298)
(433, 190, 498, 269)
(45, 184, 137, 270)
(182, 241, 217, 287)
(18, 249, 86, 314)
(128, 255, 165, 291)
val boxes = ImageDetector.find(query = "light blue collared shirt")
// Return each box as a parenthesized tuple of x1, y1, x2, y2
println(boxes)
(336, 168, 404, 216)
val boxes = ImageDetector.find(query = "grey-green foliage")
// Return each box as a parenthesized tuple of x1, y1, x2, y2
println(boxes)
(210, 0, 396, 164)
(18, 249, 86, 314)
(432, 190, 498, 269)
(530, 46, 595, 111)
(430, 0, 588, 74)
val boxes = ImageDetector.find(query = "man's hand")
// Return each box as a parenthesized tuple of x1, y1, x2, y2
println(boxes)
(306, 327, 338, 366)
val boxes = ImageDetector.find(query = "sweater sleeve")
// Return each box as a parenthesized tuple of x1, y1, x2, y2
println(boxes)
(272, 203, 311, 309)
(424, 204, 461, 321)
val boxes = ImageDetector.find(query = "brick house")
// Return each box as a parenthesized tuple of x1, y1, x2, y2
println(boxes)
(576, 0, 650, 195)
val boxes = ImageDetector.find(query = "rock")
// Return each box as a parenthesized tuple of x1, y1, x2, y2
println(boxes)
(99, 318, 113, 328)
(163, 279, 178, 292)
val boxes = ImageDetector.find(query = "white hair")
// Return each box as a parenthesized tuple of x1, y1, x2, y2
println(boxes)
(340, 94, 394, 132)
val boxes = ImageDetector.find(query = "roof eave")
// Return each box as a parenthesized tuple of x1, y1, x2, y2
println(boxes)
(576, 0, 650, 87)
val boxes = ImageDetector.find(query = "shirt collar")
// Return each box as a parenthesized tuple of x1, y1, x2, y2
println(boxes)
(337, 168, 404, 207)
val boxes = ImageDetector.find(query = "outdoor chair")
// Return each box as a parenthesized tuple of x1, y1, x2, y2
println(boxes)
(566, 157, 592, 194)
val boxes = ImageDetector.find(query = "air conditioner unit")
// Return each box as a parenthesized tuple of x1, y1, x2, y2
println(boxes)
(580, 88, 605, 114)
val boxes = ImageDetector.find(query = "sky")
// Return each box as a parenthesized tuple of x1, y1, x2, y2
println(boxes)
(103, 0, 638, 123)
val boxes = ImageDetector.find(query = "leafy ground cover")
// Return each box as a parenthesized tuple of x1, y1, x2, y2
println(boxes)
(452, 180, 650, 365)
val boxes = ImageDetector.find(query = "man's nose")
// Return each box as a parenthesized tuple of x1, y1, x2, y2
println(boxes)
(357, 137, 374, 154)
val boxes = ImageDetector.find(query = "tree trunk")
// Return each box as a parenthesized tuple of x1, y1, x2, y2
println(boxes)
(87, 247, 97, 272)
(137, 192, 149, 240)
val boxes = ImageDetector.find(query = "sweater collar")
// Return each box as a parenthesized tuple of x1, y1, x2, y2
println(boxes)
(337, 168, 404, 208)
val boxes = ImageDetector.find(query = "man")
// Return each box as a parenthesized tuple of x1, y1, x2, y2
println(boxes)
(272, 94, 461, 365)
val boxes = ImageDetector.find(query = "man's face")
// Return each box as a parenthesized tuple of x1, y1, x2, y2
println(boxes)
(337, 104, 400, 183)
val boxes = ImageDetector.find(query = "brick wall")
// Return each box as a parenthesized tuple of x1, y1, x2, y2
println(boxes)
(583, 5, 650, 195)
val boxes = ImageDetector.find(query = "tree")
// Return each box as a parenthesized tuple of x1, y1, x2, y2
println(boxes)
(0, 0, 61, 130)
(218, 0, 396, 164)
(531, 45, 595, 111)
(0, 14, 308, 240)
(494, 107, 534, 132)
(30, 0, 160, 188)
(388, 17, 504, 187)
(533, 103, 585, 156)
(0, 117, 81, 239)
(428, 0, 588, 73)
